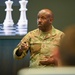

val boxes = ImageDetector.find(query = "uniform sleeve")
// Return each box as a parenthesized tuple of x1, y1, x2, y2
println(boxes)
(55, 31, 65, 47)
(13, 32, 31, 60)
(58, 32, 65, 46)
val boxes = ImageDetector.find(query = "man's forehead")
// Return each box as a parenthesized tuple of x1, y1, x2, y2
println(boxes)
(38, 10, 50, 17)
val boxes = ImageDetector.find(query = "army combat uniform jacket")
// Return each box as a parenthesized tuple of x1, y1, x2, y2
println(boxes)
(13, 26, 64, 67)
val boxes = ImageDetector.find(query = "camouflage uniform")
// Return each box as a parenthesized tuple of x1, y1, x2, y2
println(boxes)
(13, 26, 64, 67)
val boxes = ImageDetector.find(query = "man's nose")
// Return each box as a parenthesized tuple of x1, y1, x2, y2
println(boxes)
(38, 18, 42, 22)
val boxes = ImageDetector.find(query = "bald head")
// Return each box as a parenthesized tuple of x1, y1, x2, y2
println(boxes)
(38, 9, 54, 19)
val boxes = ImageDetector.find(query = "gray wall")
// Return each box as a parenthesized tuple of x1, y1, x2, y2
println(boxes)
(27, 0, 75, 31)
(0, 0, 75, 75)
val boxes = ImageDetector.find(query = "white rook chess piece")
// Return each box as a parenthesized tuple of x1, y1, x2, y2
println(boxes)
(17, 0, 28, 35)
(3, 0, 14, 27)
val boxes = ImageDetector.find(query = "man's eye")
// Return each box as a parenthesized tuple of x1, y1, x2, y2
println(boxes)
(42, 17, 46, 19)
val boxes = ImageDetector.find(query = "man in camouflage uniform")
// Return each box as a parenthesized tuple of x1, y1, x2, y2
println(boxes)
(13, 9, 64, 67)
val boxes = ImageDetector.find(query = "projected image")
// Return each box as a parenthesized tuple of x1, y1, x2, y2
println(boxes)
(0, 0, 28, 36)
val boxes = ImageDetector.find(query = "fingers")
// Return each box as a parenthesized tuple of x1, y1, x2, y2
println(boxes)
(40, 59, 49, 65)
(19, 42, 29, 51)
(39, 55, 55, 65)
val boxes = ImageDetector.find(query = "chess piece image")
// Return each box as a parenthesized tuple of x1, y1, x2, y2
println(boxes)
(17, 0, 28, 35)
(3, 0, 15, 35)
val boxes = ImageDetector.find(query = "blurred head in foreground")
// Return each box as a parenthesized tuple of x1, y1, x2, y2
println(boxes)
(59, 25, 75, 66)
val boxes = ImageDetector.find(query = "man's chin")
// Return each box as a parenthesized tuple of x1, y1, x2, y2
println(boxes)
(38, 27, 45, 32)
(38, 27, 42, 30)
(38, 25, 42, 28)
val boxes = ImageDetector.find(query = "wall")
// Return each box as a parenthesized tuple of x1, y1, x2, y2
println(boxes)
(0, 37, 30, 75)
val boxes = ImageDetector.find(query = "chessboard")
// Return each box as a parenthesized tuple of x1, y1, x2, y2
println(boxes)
(0, 24, 27, 36)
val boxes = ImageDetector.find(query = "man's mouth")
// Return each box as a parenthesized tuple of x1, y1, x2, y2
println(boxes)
(38, 24, 42, 26)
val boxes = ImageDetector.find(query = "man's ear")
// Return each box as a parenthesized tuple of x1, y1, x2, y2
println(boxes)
(50, 18, 53, 23)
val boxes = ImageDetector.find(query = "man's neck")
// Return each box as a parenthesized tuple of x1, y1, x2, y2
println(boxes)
(43, 25, 52, 33)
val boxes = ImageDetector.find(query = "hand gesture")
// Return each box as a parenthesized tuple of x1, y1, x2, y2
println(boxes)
(19, 42, 29, 53)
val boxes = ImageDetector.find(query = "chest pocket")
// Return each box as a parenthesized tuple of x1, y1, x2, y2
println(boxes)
(30, 43, 41, 54)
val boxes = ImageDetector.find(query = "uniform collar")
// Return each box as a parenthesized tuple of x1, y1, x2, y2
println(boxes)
(39, 25, 56, 36)
(35, 25, 57, 39)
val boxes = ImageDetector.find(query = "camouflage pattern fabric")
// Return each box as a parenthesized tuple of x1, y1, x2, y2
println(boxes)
(13, 26, 64, 67)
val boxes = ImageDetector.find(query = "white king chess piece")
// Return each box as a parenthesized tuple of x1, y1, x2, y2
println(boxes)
(3, 0, 14, 35)
(17, 0, 28, 35)
(3, 0, 14, 27)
